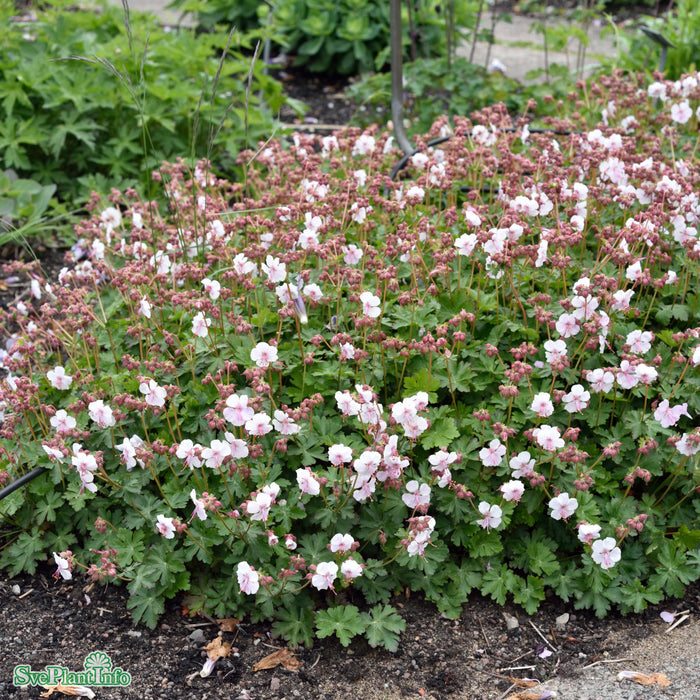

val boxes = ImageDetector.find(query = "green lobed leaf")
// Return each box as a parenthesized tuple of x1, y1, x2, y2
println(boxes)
(127, 585, 166, 629)
(511, 574, 546, 615)
(315, 605, 367, 647)
(0, 529, 45, 576)
(362, 604, 406, 652)
(272, 605, 315, 648)
(618, 579, 663, 614)
(481, 564, 516, 606)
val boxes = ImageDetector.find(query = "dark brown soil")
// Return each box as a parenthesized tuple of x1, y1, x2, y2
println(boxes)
(2, 566, 698, 700)
(276, 67, 361, 128)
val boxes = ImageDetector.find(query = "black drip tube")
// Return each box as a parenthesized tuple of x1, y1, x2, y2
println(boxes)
(0, 467, 46, 503)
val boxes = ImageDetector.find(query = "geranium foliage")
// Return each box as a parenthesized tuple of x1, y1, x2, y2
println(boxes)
(1, 70, 700, 646)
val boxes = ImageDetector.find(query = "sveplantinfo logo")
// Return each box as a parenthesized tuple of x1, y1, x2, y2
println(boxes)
(13, 651, 131, 689)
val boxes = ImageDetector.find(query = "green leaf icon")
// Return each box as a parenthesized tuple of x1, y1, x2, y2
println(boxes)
(84, 651, 112, 671)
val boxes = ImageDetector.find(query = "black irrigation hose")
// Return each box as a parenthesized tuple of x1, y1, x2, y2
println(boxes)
(389, 135, 452, 180)
(0, 467, 46, 502)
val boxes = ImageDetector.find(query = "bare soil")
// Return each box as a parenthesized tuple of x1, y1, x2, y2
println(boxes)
(2, 566, 699, 700)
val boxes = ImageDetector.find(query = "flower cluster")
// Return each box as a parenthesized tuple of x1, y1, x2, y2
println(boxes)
(1, 69, 699, 640)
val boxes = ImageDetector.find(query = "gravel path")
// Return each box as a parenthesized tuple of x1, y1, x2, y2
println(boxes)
(541, 617, 700, 699)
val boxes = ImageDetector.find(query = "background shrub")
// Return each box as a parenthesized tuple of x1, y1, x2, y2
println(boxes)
(166, 0, 264, 33)
(168, 0, 480, 76)
(608, 0, 700, 80)
(1, 0, 295, 208)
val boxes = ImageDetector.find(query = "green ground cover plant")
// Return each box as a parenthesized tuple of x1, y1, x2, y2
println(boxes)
(1, 69, 699, 651)
(1, 0, 293, 207)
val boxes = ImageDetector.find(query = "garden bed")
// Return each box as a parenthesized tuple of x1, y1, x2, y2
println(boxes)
(2, 567, 698, 699)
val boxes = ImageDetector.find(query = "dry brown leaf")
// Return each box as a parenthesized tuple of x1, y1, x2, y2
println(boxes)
(40, 684, 95, 698)
(252, 647, 301, 672)
(216, 617, 240, 632)
(618, 670, 670, 687)
(506, 693, 554, 700)
(507, 676, 540, 688)
(204, 636, 231, 661)
(643, 673, 670, 687)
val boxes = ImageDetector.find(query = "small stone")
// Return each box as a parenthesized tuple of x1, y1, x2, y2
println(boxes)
(503, 612, 519, 630)
(555, 613, 569, 628)
(269, 677, 280, 691)
(11, 585, 20, 595)
(127, 630, 142, 638)
(189, 629, 206, 644)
